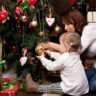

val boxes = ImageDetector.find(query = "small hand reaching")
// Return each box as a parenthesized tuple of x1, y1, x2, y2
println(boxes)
(44, 50, 51, 56)
(36, 52, 44, 60)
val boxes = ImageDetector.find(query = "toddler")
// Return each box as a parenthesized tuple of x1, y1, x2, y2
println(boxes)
(26, 32, 89, 96)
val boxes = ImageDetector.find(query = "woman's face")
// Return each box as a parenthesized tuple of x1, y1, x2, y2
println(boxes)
(62, 19, 75, 32)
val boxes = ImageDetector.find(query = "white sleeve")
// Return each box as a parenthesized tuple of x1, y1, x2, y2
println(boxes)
(40, 54, 67, 71)
(81, 25, 96, 53)
(50, 52, 62, 60)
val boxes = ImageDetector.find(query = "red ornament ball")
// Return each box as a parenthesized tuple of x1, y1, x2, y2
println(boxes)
(15, 16, 18, 21)
(10, 46, 17, 51)
(44, 4, 47, 8)
(0, 11, 8, 21)
(28, 25, 32, 29)
(27, 0, 37, 5)
(3, 40, 7, 45)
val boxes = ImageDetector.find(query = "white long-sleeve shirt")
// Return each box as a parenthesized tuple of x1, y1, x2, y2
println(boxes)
(81, 24, 96, 57)
(41, 52, 89, 96)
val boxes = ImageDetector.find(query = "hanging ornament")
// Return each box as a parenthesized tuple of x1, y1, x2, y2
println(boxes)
(3, 40, 7, 45)
(20, 56, 27, 66)
(39, 31, 45, 37)
(0, 6, 8, 21)
(15, 16, 18, 21)
(45, 8, 55, 27)
(22, 48, 28, 56)
(0, 11, 8, 21)
(28, 25, 32, 29)
(45, 18, 55, 27)
(44, 4, 47, 8)
(10, 46, 17, 51)
(2, 19, 7, 24)
(35, 45, 44, 56)
(27, 0, 37, 5)
(30, 20, 38, 28)
(54, 25, 62, 34)
(21, 15, 27, 22)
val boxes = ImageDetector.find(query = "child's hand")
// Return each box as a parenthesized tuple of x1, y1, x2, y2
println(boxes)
(36, 52, 44, 60)
(44, 50, 51, 56)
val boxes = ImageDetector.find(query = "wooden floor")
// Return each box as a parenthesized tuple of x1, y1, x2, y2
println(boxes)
(17, 91, 42, 96)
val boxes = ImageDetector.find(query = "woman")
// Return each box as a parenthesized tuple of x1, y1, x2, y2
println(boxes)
(40, 8, 96, 92)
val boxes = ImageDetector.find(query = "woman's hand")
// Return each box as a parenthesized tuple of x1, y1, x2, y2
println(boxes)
(37, 41, 61, 52)
(38, 42, 51, 49)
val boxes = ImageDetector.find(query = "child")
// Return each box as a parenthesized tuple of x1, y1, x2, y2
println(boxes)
(26, 32, 89, 96)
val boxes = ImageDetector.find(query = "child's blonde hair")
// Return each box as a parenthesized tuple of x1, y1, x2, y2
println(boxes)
(59, 32, 82, 52)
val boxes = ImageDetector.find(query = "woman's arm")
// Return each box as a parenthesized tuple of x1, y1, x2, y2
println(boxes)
(81, 25, 96, 53)
(40, 42, 61, 52)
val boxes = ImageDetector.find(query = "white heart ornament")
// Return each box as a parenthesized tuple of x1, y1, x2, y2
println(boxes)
(45, 18, 55, 27)
(20, 56, 27, 66)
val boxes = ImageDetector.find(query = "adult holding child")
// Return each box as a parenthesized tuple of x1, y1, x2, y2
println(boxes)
(40, 0, 96, 92)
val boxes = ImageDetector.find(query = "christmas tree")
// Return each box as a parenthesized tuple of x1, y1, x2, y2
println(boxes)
(0, 0, 87, 81)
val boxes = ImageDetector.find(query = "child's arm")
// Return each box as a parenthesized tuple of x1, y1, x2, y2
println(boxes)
(36, 53, 67, 71)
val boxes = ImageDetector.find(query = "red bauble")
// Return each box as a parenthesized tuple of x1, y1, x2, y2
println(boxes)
(3, 40, 7, 45)
(28, 25, 32, 29)
(44, 4, 47, 8)
(27, 0, 37, 5)
(0, 11, 8, 21)
(15, 16, 18, 21)
(10, 46, 17, 51)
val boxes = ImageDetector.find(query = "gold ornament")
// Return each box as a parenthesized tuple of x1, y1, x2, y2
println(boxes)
(2, 19, 7, 24)
(30, 20, 38, 28)
(54, 25, 62, 34)
(35, 45, 44, 56)
(21, 15, 27, 22)
(39, 31, 44, 37)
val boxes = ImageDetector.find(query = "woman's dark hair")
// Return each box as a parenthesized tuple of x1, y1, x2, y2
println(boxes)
(61, 9, 87, 35)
